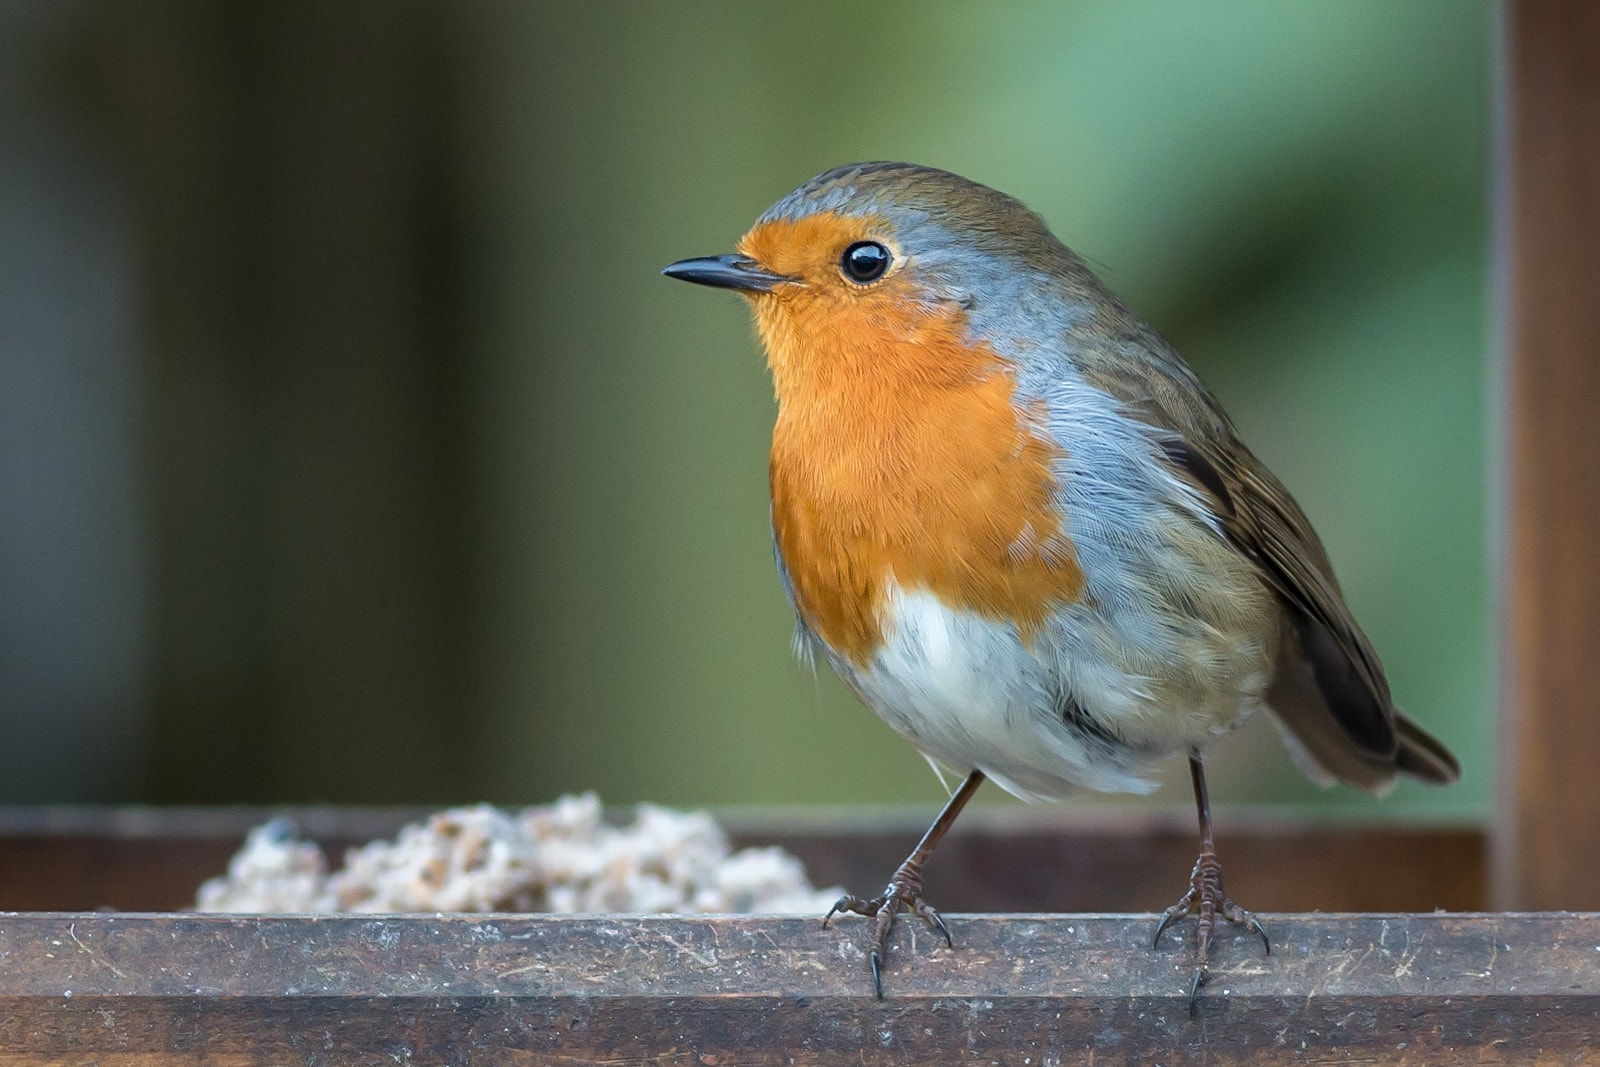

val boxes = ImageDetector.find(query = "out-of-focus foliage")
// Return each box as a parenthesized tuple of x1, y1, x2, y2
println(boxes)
(462, 1, 1488, 817)
(0, 1, 1488, 816)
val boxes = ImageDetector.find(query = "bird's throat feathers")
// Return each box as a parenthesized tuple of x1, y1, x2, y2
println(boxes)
(743, 224, 1085, 666)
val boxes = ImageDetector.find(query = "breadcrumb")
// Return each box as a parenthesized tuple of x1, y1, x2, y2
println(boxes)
(195, 794, 842, 915)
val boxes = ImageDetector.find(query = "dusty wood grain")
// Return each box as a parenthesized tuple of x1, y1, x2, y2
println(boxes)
(1503, 0, 1600, 908)
(0, 913, 1591, 1064)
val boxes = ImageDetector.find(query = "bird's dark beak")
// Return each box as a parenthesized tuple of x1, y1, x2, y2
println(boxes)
(661, 254, 792, 293)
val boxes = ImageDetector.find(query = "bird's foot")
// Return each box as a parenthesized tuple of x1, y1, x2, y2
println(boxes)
(823, 862, 952, 998)
(1151, 848, 1270, 1014)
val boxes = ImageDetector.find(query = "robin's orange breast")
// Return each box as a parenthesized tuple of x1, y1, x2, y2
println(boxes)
(754, 273, 1086, 667)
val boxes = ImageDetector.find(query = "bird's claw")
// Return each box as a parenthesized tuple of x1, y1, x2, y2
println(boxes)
(1186, 966, 1207, 1017)
(1152, 849, 1269, 1012)
(823, 874, 951, 998)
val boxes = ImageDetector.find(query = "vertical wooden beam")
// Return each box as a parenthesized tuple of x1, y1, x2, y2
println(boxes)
(1499, 0, 1600, 907)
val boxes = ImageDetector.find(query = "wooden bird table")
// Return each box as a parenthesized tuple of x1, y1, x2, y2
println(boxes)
(0, 806, 1594, 1064)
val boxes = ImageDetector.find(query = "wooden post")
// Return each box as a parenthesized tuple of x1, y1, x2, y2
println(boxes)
(1500, 0, 1600, 907)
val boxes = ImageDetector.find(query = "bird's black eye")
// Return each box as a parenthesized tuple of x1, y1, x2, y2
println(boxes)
(840, 241, 890, 283)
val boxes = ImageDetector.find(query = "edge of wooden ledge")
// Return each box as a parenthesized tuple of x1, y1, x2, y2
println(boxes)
(1, 913, 1594, 1065)
(0, 911, 1593, 1000)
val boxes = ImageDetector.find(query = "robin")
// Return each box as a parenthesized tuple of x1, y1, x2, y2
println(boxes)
(662, 161, 1458, 1004)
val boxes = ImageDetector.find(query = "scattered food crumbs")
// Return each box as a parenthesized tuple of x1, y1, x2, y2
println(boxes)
(195, 794, 843, 915)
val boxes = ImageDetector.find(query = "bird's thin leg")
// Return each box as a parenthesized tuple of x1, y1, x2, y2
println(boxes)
(825, 769, 984, 997)
(1152, 751, 1270, 1013)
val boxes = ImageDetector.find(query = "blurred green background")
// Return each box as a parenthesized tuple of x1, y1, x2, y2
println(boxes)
(0, 1, 1489, 820)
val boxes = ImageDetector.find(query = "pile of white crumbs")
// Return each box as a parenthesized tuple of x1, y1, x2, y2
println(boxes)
(194, 794, 842, 915)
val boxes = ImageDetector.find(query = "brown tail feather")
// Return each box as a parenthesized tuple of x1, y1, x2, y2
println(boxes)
(1265, 609, 1459, 795)
(1393, 715, 1460, 784)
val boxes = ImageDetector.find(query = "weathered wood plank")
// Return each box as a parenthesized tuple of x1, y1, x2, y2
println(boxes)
(739, 811, 1485, 914)
(0, 913, 1591, 1064)
(0, 806, 1486, 913)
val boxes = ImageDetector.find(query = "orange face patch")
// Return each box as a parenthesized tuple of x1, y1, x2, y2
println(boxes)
(738, 212, 894, 289)
(743, 213, 1084, 665)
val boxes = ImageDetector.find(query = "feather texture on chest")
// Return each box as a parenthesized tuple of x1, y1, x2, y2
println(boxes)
(757, 285, 1086, 667)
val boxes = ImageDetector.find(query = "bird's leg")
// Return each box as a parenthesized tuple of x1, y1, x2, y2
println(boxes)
(1152, 751, 1270, 1013)
(825, 769, 984, 997)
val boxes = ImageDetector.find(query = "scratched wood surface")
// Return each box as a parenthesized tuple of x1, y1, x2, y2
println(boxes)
(0, 913, 1592, 1065)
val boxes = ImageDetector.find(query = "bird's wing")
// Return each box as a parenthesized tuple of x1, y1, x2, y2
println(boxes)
(1072, 328, 1404, 762)
(1161, 429, 1398, 755)
(1070, 320, 1457, 786)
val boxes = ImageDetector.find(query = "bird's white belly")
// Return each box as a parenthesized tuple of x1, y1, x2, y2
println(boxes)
(844, 580, 1273, 802)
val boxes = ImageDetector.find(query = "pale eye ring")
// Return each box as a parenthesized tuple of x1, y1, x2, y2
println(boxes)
(840, 241, 891, 283)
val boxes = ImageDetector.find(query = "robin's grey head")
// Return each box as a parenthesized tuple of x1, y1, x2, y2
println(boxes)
(756, 163, 1091, 306)
(665, 163, 1085, 307)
